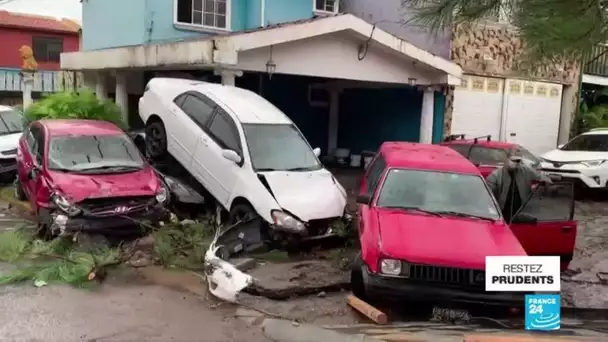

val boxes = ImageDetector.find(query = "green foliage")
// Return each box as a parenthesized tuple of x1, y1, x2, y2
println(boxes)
(578, 102, 608, 133)
(24, 90, 126, 129)
(152, 221, 213, 269)
(404, 0, 604, 63)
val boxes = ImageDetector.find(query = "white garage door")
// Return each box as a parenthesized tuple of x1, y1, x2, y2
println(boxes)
(452, 76, 504, 140)
(504, 80, 562, 155)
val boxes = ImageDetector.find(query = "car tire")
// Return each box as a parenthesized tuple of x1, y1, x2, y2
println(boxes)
(350, 252, 367, 300)
(145, 120, 168, 160)
(14, 177, 26, 201)
(228, 202, 273, 246)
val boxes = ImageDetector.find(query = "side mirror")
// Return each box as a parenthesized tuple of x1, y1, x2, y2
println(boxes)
(511, 213, 537, 225)
(313, 147, 321, 157)
(27, 167, 38, 180)
(557, 144, 564, 149)
(221, 149, 242, 164)
(355, 194, 371, 205)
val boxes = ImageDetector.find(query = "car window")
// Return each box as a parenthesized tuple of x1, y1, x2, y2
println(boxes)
(26, 125, 44, 165)
(468, 146, 508, 165)
(560, 134, 608, 152)
(25, 125, 35, 151)
(208, 109, 241, 153)
(178, 94, 215, 128)
(515, 146, 540, 164)
(445, 144, 471, 157)
(377, 169, 501, 220)
(0, 109, 23, 134)
(514, 183, 573, 222)
(365, 154, 386, 195)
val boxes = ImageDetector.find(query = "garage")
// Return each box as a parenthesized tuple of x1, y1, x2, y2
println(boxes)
(451, 75, 563, 155)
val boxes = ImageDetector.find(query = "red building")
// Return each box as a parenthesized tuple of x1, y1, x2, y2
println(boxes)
(0, 10, 80, 70)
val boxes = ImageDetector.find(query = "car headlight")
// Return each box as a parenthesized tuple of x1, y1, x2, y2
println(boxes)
(52, 193, 81, 216)
(271, 210, 306, 233)
(380, 259, 402, 275)
(1, 148, 17, 155)
(581, 160, 606, 167)
(155, 185, 168, 203)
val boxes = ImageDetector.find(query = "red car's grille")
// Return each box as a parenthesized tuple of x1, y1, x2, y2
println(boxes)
(77, 196, 155, 217)
(409, 264, 485, 288)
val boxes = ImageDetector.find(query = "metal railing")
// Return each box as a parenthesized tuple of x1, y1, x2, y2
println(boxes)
(583, 44, 608, 77)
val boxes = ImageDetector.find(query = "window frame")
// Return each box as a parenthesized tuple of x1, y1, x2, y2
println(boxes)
(174, 91, 217, 128)
(313, 0, 339, 14)
(364, 154, 386, 196)
(206, 107, 242, 155)
(174, 0, 232, 32)
(27, 123, 45, 166)
(32, 36, 63, 63)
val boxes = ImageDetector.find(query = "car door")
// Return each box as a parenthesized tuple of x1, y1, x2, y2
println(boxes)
(194, 106, 243, 207)
(16, 125, 32, 188)
(358, 153, 385, 196)
(23, 124, 45, 211)
(169, 92, 215, 168)
(509, 182, 576, 271)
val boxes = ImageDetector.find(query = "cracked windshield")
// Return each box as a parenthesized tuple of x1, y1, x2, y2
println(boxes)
(377, 169, 501, 220)
(48, 134, 144, 172)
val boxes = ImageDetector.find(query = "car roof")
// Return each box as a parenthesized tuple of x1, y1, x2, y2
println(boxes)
(38, 119, 124, 137)
(379, 142, 481, 175)
(149, 78, 291, 124)
(444, 138, 516, 149)
(582, 128, 608, 135)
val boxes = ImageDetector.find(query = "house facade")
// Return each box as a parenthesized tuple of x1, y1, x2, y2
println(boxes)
(0, 10, 81, 106)
(344, 0, 580, 155)
(62, 0, 462, 157)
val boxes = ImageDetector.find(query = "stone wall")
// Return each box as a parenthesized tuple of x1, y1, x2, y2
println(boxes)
(444, 22, 581, 138)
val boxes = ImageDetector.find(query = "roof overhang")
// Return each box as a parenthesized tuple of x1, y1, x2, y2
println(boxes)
(61, 14, 461, 84)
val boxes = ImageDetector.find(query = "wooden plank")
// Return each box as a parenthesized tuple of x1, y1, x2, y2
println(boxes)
(346, 294, 388, 325)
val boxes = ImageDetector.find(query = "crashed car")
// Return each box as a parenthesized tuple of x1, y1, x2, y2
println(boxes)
(351, 142, 576, 306)
(441, 134, 540, 178)
(0, 105, 25, 182)
(138, 78, 348, 245)
(15, 119, 170, 237)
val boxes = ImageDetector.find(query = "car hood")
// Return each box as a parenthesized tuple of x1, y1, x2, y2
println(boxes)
(48, 167, 161, 203)
(259, 169, 347, 222)
(376, 209, 526, 269)
(0, 132, 21, 158)
(541, 149, 608, 162)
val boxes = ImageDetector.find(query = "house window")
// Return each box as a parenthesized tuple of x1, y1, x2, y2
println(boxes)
(176, 0, 229, 30)
(315, 0, 339, 14)
(32, 36, 63, 63)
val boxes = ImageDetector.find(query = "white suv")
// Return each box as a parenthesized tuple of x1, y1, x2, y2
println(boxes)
(540, 128, 608, 188)
(138, 78, 347, 240)
(0, 105, 24, 181)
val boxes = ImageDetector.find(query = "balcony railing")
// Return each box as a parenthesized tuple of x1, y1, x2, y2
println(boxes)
(584, 44, 608, 77)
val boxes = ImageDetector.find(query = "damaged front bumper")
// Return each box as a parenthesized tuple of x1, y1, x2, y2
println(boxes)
(0, 157, 16, 174)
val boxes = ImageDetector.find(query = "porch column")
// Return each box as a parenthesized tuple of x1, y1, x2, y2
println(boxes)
(327, 88, 340, 156)
(419, 87, 434, 144)
(95, 72, 107, 100)
(214, 68, 243, 86)
(115, 71, 129, 125)
(558, 84, 577, 144)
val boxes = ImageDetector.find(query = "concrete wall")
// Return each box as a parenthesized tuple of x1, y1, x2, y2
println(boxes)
(0, 27, 79, 70)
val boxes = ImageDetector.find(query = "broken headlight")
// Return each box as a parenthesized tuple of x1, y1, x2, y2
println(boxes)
(155, 185, 168, 203)
(380, 259, 411, 277)
(52, 193, 81, 216)
(271, 210, 306, 233)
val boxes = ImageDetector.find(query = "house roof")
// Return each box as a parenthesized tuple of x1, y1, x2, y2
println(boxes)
(0, 10, 80, 34)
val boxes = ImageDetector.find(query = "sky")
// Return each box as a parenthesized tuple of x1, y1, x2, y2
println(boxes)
(0, 0, 81, 21)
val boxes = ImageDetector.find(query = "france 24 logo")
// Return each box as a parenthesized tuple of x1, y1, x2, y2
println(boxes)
(525, 294, 560, 330)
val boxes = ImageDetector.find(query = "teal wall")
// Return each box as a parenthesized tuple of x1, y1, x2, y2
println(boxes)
(264, 0, 313, 25)
(247, 0, 262, 27)
(432, 91, 445, 143)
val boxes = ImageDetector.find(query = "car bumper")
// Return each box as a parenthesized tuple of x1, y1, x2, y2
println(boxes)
(361, 267, 526, 307)
(540, 163, 608, 189)
(51, 207, 170, 235)
(0, 157, 16, 174)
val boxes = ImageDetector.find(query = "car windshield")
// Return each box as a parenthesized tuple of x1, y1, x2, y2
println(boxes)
(376, 169, 501, 220)
(243, 123, 322, 171)
(48, 134, 145, 172)
(560, 134, 608, 152)
(0, 109, 23, 135)
(516, 146, 540, 165)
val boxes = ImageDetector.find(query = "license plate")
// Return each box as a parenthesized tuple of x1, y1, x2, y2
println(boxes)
(431, 306, 471, 322)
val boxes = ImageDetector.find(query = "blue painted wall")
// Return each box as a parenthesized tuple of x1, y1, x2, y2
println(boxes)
(264, 0, 313, 25)
(247, 0, 262, 28)
(82, 0, 147, 50)
(432, 92, 445, 143)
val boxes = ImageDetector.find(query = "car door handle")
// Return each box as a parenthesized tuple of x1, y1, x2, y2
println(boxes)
(562, 226, 573, 233)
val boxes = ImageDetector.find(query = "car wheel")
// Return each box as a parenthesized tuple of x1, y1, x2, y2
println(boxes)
(228, 202, 273, 245)
(145, 120, 168, 159)
(350, 252, 367, 300)
(14, 177, 26, 201)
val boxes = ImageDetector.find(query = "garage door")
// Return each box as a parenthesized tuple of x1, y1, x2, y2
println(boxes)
(451, 76, 504, 140)
(504, 80, 562, 155)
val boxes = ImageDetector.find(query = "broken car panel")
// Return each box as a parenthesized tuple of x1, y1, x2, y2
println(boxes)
(15, 120, 170, 237)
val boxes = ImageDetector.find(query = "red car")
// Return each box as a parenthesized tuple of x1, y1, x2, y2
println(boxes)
(15, 119, 169, 238)
(351, 142, 576, 306)
(441, 135, 540, 178)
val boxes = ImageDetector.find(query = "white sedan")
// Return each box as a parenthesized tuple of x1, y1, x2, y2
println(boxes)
(138, 78, 347, 240)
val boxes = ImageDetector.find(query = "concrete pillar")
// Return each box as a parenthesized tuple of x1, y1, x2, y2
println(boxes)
(419, 87, 434, 143)
(214, 68, 243, 86)
(95, 72, 107, 100)
(115, 71, 129, 124)
(558, 84, 577, 144)
(327, 88, 340, 155)
(21, 72, 34, 109)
